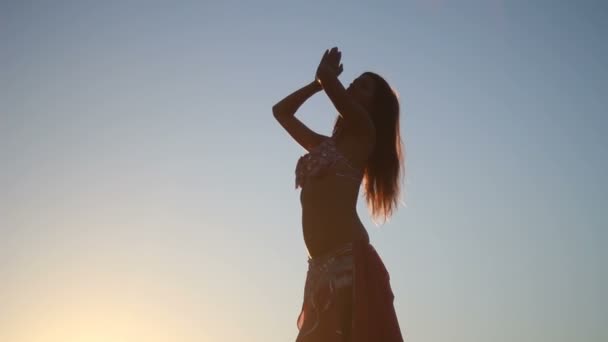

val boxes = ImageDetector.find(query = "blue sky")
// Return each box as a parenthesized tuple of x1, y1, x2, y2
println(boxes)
(1, 1, 606, 341)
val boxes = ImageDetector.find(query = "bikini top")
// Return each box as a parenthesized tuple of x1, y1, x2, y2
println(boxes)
(295, 136, 364, 189)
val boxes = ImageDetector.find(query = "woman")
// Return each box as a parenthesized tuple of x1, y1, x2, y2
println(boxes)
(273, 47, 405, 342)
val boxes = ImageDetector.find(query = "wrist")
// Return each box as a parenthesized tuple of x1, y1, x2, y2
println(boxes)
(310, 79, 323, 92)
(315, 67, 337, 88)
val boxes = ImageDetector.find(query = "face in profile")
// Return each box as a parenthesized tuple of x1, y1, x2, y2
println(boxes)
(347, 73, 376, 111)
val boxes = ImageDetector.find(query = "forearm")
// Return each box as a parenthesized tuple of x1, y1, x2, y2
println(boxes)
(272, 80, 322, 120)
(318, 71, 375, 137)
(318, 74, 346, 110)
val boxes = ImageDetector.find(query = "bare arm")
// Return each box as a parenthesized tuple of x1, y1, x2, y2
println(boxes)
(320, 74, 375, 139)
(317, 48, 375, 141)
(272, 80, 328, 151)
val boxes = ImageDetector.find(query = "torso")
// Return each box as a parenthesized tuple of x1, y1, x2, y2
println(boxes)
(296, 132, 371, 258)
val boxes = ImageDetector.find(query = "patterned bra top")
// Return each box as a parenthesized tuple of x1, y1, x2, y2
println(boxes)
(295, 137, 364, 189)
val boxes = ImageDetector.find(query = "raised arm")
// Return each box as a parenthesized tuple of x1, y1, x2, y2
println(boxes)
(316, 48, 375, 141)
(272, 80, 328, 151)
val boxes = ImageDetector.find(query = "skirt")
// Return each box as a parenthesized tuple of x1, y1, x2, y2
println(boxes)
(295, 241, 404, 342)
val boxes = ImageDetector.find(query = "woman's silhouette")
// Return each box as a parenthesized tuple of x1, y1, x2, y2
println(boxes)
(273, 47, 404, 341)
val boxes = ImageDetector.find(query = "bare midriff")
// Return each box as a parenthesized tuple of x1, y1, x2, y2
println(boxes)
(300, 172, 369, 258)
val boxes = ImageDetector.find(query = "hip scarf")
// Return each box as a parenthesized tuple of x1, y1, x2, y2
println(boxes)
(296, 241, 404, 341)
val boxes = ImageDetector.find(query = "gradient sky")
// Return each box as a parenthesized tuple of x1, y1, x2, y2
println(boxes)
(1, 1, 606, 341)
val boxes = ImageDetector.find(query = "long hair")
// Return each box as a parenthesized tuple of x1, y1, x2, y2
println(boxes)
(334, 72, 405, 223)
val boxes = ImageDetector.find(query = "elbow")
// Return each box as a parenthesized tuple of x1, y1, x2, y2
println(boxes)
(272, 105, 281, 119)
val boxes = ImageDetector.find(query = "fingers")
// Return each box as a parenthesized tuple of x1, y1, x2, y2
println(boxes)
(323, 47, 340, 58)
(319, 47, 343, 76)
(320, 49, 329, 64)
(330, 47, 340, 60)
(325, 47, 342, 66)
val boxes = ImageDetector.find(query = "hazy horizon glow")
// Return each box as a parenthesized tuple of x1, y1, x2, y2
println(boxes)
(1, 1, 606, 341)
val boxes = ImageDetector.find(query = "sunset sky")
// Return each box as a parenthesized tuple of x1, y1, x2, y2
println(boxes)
(1, 1, 606, 341)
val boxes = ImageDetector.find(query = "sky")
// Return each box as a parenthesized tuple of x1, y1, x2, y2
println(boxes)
(1, 0, 606, 341)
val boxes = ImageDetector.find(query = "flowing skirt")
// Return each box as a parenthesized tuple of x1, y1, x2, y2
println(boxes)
(296, 241, 404, 342)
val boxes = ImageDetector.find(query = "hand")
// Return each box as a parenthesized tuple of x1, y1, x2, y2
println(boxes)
(315, 47, 344, 86)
